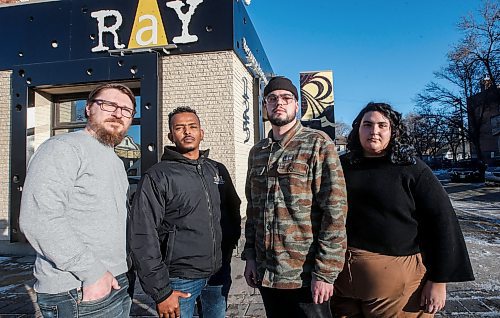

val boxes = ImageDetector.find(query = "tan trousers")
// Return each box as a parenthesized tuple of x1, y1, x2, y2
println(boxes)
(331, 248, 433, 318)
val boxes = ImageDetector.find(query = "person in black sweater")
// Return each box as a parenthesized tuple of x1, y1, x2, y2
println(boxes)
(331, 103, 474, 317)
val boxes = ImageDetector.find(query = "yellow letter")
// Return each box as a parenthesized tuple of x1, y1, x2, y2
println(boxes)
(129, 0, 168, 49)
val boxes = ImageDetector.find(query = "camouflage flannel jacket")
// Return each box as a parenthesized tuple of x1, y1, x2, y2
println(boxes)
(242, 121, 347, 289)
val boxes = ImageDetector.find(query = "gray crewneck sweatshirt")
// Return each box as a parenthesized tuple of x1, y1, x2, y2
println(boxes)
(20, 130, 129, 294)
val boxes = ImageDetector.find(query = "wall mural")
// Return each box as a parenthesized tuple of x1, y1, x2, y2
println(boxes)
(300, 70, 335, 139)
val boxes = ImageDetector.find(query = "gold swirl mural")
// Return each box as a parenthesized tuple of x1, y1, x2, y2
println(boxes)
(300, 71, 334, 120)
(300, 71, 335, 139)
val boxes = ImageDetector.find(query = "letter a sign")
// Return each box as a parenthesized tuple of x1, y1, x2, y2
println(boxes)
(128, 0, 168, 49)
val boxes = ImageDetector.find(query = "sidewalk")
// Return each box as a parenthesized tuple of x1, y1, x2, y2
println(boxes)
(1, 247, 498, 317)
(0, 249, 266, 317)
(1, 182, 499, 317)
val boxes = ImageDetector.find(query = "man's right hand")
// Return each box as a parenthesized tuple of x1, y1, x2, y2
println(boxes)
(156, 291, 191, 318)
(82, 271, 119, 301)
(244, 259, 260, 288)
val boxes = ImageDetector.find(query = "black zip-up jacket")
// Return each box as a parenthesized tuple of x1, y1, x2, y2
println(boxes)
(129, 147, 240, 303)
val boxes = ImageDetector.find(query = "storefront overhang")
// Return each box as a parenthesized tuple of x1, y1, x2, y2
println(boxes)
(0, 0, 272, 78)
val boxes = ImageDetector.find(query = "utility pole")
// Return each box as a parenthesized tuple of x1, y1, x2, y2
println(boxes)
(454, 100, 467, 160)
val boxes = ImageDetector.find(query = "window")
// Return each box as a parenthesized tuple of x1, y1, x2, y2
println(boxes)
(26, 83, 142, 177)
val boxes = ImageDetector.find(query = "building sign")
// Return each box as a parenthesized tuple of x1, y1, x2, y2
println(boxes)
(0, 0, 271, 75)
(128, 0, 169, 49)
(242, 38, 267, 84)
(91, 0, 204, 53)
(300, 70, 335, 139)
(0, 0, 272, 80)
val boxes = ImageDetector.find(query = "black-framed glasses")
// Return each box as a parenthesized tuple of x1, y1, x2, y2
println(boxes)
(92, 99, 135, 118)
(265, 93, 295, 105)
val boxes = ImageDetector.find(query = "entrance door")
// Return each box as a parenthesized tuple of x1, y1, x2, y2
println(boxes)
(10, 54, 158, 242)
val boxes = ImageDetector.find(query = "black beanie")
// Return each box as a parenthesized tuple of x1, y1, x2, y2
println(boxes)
(264, 76, 298, 100)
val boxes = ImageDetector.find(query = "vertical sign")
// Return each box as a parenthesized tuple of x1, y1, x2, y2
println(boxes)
(300, 70, 335, 139)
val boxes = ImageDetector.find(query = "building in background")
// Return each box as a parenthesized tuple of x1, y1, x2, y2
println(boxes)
(467, 86, 500, 164)
(0, 0, 272, 252)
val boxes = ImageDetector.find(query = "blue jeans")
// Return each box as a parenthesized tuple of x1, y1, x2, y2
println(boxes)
(36, 273, 131, 318)
(198, 285, 227, 318)
(198, 262, 232, 318)
(170, 277, 208, 318)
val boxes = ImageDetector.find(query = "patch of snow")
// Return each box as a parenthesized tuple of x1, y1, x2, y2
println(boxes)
(0, 284, 16, 294)
(465, 236, 500, 247)
(0, 257, 12, 263)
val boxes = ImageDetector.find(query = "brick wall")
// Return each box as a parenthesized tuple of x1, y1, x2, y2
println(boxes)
(0, 71, 11, 240)
(161, 51, 256, 214)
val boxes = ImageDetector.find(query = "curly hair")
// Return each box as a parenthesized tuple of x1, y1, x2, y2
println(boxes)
(346, 102, 416, 165)
(168, 106, 200, 129)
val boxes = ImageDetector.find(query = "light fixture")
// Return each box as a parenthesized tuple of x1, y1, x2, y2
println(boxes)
(108, 44, 178, 56)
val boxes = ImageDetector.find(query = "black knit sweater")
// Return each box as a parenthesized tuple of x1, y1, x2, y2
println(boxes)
(340, 154, 474, 282)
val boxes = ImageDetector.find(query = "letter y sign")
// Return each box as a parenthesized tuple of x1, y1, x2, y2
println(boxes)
(166, 0, 203, 44)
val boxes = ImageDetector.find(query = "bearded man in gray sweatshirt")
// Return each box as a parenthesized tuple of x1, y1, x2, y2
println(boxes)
(20, 83, 135, 317)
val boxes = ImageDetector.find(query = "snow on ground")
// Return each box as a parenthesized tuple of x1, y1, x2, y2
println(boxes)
(0, 256, 11, 263)
(445, 191, 500, 304)
(452, 200, 500, 222)
(0, 284, 16, 293)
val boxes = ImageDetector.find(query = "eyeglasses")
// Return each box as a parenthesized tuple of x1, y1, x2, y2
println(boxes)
(92, 99, 135, 118)
(265, 94, 295, 105)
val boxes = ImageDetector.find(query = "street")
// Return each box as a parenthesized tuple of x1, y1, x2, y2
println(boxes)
(0, 180, 498, 317)
(438, 181, 500, 317)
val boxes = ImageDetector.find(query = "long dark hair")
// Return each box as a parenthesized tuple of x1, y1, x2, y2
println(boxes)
(346, 102, 416, 165)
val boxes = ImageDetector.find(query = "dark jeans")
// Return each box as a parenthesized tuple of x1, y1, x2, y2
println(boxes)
(36, 273, 131, 318)
(259, 286, 333, 318)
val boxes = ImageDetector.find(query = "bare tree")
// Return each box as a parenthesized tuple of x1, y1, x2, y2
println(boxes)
(415, 0, 499, 161)
(406, 111, 448, 159)
(457, 0, 500, 88)
(334, 121, 351, 139)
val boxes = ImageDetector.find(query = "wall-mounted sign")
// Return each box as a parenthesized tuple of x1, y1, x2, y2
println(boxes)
(91, 0, 204, 53)
(242, 37, 267, 84)
(0, 0, 272, 77)
(299, 70, 335, 139)
(300, 70, 334, 121)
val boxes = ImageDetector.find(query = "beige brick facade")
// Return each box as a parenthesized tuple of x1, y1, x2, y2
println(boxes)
(232, 54, 256, 209)
(0, 71, 11, 240)
(161, 51, 257, 210)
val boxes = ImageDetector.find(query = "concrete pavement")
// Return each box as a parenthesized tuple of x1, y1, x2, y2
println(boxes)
(0, 182, 499, 317)
(0, 248, 267, 317)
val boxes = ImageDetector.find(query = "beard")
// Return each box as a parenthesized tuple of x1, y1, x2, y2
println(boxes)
(87, 117, 126, 147)
(268, 112, 295, 127)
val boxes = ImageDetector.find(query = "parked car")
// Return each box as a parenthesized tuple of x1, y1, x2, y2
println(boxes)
(423, 157, 452, 170)
(485, 161, 500, 185)
(450, 160, 486, 183)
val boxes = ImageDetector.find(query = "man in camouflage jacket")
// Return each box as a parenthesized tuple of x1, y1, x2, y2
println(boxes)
(242, 76, 348, 318)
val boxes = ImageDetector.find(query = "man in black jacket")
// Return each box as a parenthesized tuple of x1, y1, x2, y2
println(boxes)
(129, 106, 241, 318)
